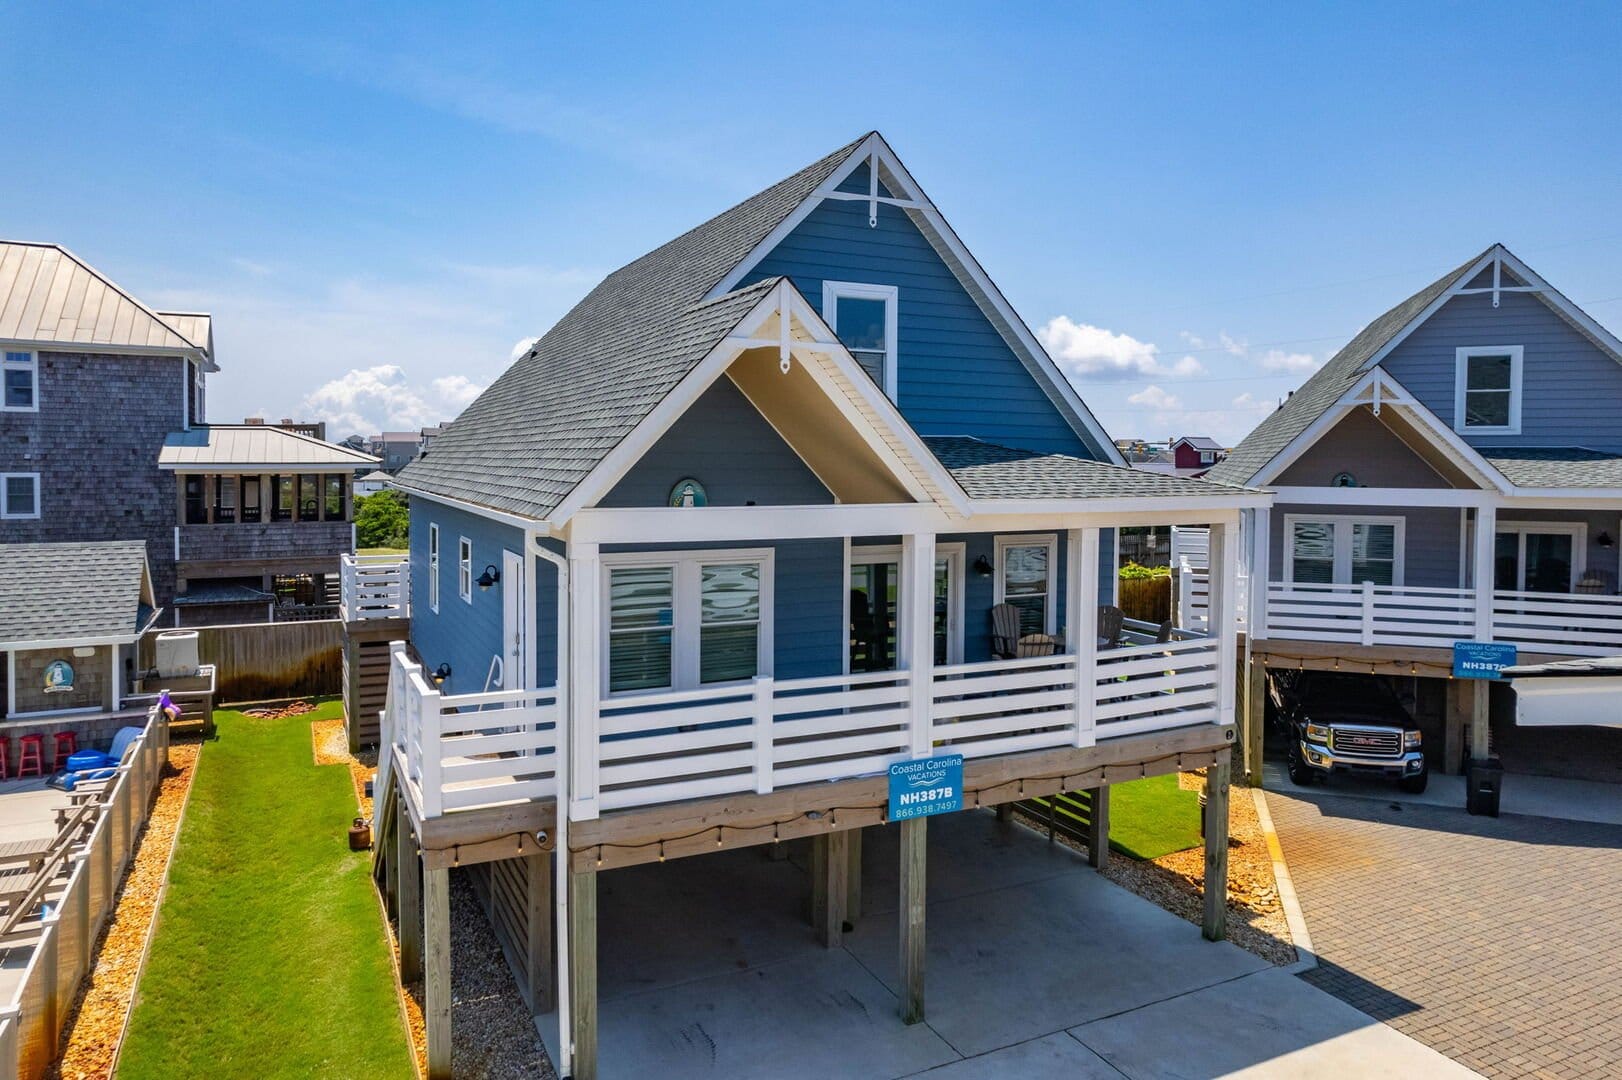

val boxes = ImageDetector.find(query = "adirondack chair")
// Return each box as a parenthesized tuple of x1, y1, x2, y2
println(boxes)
(1097, 605, 1125, 649)
(990, 603, 1022, 659)
(1015, 633, 1060, 658)
(1155, 619, 1175, 643)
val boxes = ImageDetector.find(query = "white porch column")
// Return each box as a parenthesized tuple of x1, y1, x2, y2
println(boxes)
(1472, 504, 1497, 641)
(568, 543, 601, 820)
(1249, 507, 1271, 636)
(901, 533, 936, 757)
(1070, 529, 1100, 748)
(1209, 518, 1239, 730)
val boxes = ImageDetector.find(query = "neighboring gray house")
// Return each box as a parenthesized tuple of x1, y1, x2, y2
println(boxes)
(370, 431, 420, 473)
(1210, 244, 1622, 775)
(0, 241, 376, 625)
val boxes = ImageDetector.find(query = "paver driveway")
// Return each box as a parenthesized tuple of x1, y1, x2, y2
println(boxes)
(1268, 787, 1622, 1079)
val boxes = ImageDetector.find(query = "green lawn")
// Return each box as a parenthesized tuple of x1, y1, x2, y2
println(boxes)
(357, 546, 408, 556)
(120, 700, 414, 1079)
(1107, 773, 1205, 860)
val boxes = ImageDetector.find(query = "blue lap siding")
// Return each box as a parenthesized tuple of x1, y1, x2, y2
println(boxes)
(408, 500, 525, 697)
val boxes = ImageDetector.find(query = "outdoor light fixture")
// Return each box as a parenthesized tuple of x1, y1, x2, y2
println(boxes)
(1599, 531, 1615, 549)
(476, 564, 501, 590)
(973, 554, 994, 578)
(431, 663, 452, 686)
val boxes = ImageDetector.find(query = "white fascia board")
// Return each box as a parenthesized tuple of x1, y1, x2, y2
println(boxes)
(705, 132, 1125, 466)
(390, 480, 551, 533)
(0, 632, 143, 651)
(965, 490, 1268, 516)
(1501, 490, 1622, 507)
(1357, 249, 1497, 374)
(1495, 247, 1622, 364)
(160, 462, 366, 473)
(7, 338, 207, 362)
(567, 503, 952, 545)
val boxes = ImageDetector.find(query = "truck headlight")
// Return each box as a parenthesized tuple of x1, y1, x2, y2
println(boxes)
(1404, 730, 1422, 748)
(1305, 723, 1330, 743)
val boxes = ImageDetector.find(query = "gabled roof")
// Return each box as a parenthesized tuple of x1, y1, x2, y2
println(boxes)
(0, 241, 214, 367)
(159, 425, 378, 470)
(398, 136, 870, 520)
(1206, 249, 1488, 486)
(925, 436, 1257, 501)
(0, 540, 156, 648)
(1172, 436, 1223, 451)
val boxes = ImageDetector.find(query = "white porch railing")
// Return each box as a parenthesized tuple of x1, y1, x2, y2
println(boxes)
(1257, 580, 1622, 656)
(340, 552, 410, 622)
(382, 648, 558, 821)
(1175, 566, 1247, 633)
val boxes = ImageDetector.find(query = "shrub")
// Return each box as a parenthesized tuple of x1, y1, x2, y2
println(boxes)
(1118, 561, 1171, 581)
(354, 489, 409, 549)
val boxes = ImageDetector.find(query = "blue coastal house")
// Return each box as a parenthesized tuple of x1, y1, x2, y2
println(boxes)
(363, 133, 1264, 1078)
(1208, 245, 1622, 781)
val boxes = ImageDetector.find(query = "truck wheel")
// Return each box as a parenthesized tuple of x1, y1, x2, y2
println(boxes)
(1399, 769, 1429, 794)
(1287, 746, 1317, 786)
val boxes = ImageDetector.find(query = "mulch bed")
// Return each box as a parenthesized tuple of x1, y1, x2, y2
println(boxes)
(46, 740, 201, 1080)
(242, 700, 317, 719)
(311, 717, 378, 819)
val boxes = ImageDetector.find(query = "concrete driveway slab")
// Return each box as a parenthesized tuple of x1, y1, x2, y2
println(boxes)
(905, 1032, 1119, 1078)
(845, 866, 1267, 1057)
(1071, 968, 1480, 1079)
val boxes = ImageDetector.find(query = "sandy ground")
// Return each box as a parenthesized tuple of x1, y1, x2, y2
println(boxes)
(47, 740, 201, 1080)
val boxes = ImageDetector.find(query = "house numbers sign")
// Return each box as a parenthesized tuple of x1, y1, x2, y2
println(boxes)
(668, 478, 708, 508)
(43, 659, 75, 694)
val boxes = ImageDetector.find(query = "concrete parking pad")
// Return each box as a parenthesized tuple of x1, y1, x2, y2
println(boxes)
(1072, 967, 1478, 1078)
(537, 809, 1461, 1078)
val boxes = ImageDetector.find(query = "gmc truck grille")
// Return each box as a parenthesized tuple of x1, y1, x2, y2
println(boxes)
(1329, 728, 1402, 758)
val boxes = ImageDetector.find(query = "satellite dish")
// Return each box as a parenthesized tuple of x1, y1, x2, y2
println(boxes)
(510, 337, 540, 363)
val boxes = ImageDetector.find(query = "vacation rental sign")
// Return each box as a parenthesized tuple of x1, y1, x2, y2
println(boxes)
(888, 754, 964, 821)
(1453, 641, 1518, 679)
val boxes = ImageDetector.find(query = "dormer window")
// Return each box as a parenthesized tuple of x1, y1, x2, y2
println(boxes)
(1454, 346, 1522, 434)
(823, 281, 898, 401)
(3, 351, 37, 411)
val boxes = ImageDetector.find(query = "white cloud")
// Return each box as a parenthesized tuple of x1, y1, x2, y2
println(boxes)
(300, 365, 485, 437)
(1258, 348, 1323, 373)
(1128, 385, 1182, 410)
(1038, 316, 1205, 380)
(510, 336, 541, 362)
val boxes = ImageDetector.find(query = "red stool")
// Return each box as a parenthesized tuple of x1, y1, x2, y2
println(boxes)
(16, 734, 44, 779)
(0, 736, 9, 780)
(51, 731, 77, 771)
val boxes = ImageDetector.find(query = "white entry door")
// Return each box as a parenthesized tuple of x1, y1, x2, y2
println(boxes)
(502, 548, 527, 690)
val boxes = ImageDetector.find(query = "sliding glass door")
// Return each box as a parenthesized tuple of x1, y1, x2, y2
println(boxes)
(849, 546, 962, 672)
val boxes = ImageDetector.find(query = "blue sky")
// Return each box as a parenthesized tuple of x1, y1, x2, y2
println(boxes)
(5, 3, 1620, 443)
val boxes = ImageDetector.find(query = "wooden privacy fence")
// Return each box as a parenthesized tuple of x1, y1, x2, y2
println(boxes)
(1117, 574, 1171, 624)
(139, 620, 341, 703)
(0, 707, 168, 1080)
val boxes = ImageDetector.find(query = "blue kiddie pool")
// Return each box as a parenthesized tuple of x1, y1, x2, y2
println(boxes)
(65, 749, 110, 772)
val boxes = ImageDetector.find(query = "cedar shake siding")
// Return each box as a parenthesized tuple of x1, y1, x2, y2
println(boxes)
(177, 519, 352, 565)
(0, 350, 187, 605)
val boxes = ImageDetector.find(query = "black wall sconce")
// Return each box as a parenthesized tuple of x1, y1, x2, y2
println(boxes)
(973, 554, 994, 578)
(1599, 531, 1615, 549)
(431, 662, 452, 687)
(476, 564, 501, 590)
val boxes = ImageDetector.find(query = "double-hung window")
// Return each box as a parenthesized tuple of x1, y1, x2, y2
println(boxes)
(458, 537, 473, 603)
(604, 549, 772, 695)
(1286, 516, 1404, 586)
(1454, 346, 1522, 434)
(0, 472, 40, 519)
(822, 281, 898, 401)
(2, 351, 37, 411)
(995, 534, 1057, 636)
(428, 524, 440, 612)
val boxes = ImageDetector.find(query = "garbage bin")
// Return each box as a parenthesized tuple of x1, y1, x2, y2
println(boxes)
(1466, 757, 1504, 817)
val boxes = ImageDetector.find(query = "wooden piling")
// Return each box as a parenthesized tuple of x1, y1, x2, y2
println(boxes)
(569, 868, 599, 1080)
(1086, 787, 1109, 870)
(424, 866, 452, 1079)
(1202, 757, 1230, 942)
(899, 817, 926, 1024)
(397, 798, 423, 980)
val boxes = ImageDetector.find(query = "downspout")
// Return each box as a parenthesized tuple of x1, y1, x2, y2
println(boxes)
(529, 531, 572, 1077)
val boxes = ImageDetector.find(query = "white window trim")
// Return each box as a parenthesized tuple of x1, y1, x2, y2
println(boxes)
(2, 350, 38, 413)
(428, 524, 440, 613)
(993, 533, 1058, 634)
(822, 280, 899, 402)
(1492, 520, 1586, 592)
(600, 547, 775, 698)
(1283, 514, 1406, 586)
(847, 542, 966, 668)
(458, 536, 473, 604)
(0, 472, 41, 520)
(1453, 345, 1523, 435)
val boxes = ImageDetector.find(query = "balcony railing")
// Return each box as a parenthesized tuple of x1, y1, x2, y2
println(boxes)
(1259, 580, 1622, 656)
(340, 552, 410, 621)
(382, 634, 1224, 822)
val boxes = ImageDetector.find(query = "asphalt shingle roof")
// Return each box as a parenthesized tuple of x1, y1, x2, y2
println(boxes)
(924, 437, 1253, 501)
(1205, 249, 1489, 487)
(398, 135, 871, 520)
(1483, 448, 1622, 488)
(0, 540, 152, 646)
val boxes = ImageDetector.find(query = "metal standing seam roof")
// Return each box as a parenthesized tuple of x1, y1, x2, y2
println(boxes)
(1204, 250, 1490, 488)
(396, 133, 888, 521)
(158, 425, 379, 469)
(1481, 448, 1622, 488)
(923, 436, 1258, 501)
(0, 540, 154, 646)
(0, 241, 211, 362)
